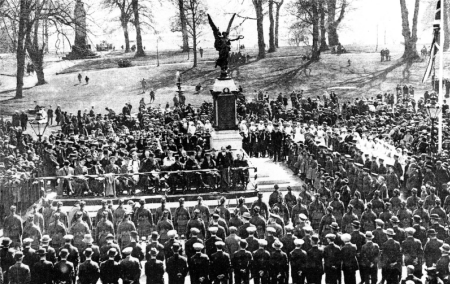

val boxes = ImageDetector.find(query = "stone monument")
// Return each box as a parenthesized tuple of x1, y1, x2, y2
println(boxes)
(63, 0, 98, 60)
(207, 14, 244, 150)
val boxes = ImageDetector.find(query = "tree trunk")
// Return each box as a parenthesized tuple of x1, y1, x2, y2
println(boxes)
(319, 0, 328, 51)
(268, 0, 276, 52)
(311, 1, 320, 61)
(253, 0, 266, 59)
(16, 0, 29, 99)
(121, 20, 131, 52)
(192, 11, 197, 67)
(26, 31, 46, 85)
(400, 0, 420, 60)
(274, 0, 283, 48)
(327, 0, 346, 46)
(132, 0, 145, 57)
(179, 0, 189, 52)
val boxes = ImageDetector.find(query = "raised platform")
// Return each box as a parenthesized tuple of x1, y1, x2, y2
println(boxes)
(210, 130, 242, 150)
(54, 189, 258, 207)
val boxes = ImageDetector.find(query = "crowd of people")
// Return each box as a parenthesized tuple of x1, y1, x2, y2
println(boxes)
(3, 81, 450, 283)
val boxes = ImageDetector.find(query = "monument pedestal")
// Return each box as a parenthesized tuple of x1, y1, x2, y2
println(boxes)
(210, 130, 242, 150)
(210, 77, 243, 149)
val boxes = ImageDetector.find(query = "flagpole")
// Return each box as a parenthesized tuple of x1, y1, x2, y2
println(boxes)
(438, 0, 444, 153)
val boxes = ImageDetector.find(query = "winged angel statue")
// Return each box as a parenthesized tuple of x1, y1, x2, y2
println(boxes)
(207, 13, 244, 78)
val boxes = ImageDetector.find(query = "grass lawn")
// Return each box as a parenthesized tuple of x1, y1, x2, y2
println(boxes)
(0, 46, 443, 121)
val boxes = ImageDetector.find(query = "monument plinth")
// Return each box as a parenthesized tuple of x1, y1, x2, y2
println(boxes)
(63, 0, 98, 60)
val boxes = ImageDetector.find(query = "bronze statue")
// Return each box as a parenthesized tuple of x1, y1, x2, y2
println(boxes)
(207, 13, 244, 79)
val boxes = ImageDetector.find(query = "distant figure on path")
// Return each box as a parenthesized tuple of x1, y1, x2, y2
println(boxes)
(78, 73, 82, 83)
(85, 76, 90, 84)
(380, 49, 385, 62)
(199, 47, 204, 58)
(47, 106, 54, 125)
(141, 79, 147, 94)
(149, 89, 155, 103)
(348, 59, 351, 67)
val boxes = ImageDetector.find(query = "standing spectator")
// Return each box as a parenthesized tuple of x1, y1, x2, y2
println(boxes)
(20, 110, 28, 131)
(199, 47, 204, 58)
(150, 89, 155, 103)
(77, 73, 82, 83)
(141, 78, 147, 94)
(47, 106, 54, 125)
(12, 110, 21, 127)
(85, 76, 90, 84)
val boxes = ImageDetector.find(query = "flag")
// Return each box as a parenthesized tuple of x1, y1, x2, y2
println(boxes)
(422, 0, 441, 83)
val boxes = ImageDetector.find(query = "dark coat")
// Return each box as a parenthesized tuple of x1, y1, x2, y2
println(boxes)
(341, 243, 359, 271)
(99, 259, 121, 284)
(145, 258, 165, 284)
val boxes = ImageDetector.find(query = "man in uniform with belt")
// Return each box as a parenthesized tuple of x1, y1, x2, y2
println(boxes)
(232, 240, 252, 284)
(210, 241, 231, 284)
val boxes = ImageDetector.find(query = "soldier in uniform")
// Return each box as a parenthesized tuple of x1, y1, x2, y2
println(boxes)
(187, 209, 207, 240)
(284, 186, 297, 213)
(251, 192, 269, 219)
(155, 198, 171, 223)
(424, 229, 443, 267)
(23, 214, 42, 250)
(120, 247, 141, 284)
(232, 240, 252, 284)
(342, 204, 358, 234)
(372, 219, 388, 247)
(145, 247, 165, 284)
(413, 200, 430, 229)
(135, 199, 154, 239)
(412, 215, 428, 246)
(381, 228, 402, 284)
(113, 199, 127, 230)
(360, 231, 379, 284)
(319, 206, 336, 244)
(205, 227, 222, 258)
(430, 214, 447, 241)
(145, 232, 165, 262)
(269, 240, 289, 284)
(210, 241, 231, 284)
(309, 194, 326, 230)
(323, 234, 341, 284)
(341, 233, 359, 284)
(330, 192, 345, 225)
(47, 212, 67, 251)
(99, 248, 121, 284)
(156, 210, 174, 245)
(100, 234, 122, 262)
(290, 238, 307, 284)
(78, 248, 100, 284)
(193, 197, 210, 229)
(69, 211, 91, 252)
(397, 202, 413, 228)
(402, 227, 424, 278)
(32, 247, 54, 284)
(291, 198, 309, 226)
(252, 239, 271, 284)
(361, 203, 377, 232)
(166, 242, 189, 284)
(3, 205, 23, 248)
(96, 211, 115, 248)
(117, 212, 136, 250)
(250, 207, 266, 239)
(189, 243, 210, 284)
(40, 235, 57, 264)
(54, 249, 75, 284)
(96, 200, 114, 224)
(185, 228, 204, 260)
(245, 227, 259, 253)
(306, 234, 324, 284)
(128, 231, 144, 261)
(174, 198, 190, 237)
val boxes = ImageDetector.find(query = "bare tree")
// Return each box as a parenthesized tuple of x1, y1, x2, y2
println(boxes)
(184, 0, 206, 67)
(1, 0, 80, 98)
(399, 0, 420, 60)
(176, 0, 189, 52)
(326, 0, 347, 46)
(252, 0, 265, 59)
(102, 0, 133, 52)
(274, 0, 283, 48)
(288, 22, 308, 46)
(287, 0, 320, 61)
